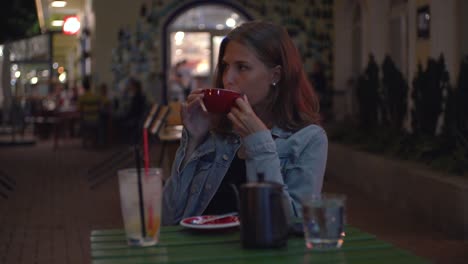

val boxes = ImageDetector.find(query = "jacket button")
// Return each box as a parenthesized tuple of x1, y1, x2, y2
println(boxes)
(222, 154, 229, 160)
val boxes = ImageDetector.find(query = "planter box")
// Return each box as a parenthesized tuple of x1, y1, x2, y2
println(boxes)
(327, 142, 468, 239)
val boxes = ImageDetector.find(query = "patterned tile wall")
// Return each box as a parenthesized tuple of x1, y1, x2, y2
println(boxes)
(111, 0, 334, 96)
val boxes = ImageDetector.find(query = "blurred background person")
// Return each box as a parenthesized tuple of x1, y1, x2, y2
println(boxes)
(168, 59, 194, 102)
(98, 83, 112, 147)
(168, 66, 186, 102)
(78, 76, 101, 148)
(115, 77, 147, 144)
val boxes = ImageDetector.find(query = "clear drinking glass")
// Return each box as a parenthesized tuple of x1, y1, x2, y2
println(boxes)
(118, 168, 163, 247)
(302, 194, 346, 250)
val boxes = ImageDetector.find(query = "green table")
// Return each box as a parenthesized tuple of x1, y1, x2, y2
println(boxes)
(90, 226, 429, 263)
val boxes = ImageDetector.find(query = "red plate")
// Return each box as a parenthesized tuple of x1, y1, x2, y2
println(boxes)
(180, 215, 240, 229)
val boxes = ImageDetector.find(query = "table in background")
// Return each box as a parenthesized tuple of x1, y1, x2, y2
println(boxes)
(53, 108, 81, 149)
(90, 225, 429, 263)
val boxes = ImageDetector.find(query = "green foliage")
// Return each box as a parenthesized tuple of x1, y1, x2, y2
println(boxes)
(355, 54, 380, 129)
(411, 55, 449, 136)
(439, 56, 468, 174)
(381, 55, 408, 132)
(331, 54, 468, 178)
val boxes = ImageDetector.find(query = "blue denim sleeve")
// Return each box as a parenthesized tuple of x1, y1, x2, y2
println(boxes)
(242, 130, 282, 182)
(242, 125, 328, 218)
(162, 129, 218, 225)
(282, 127, 328, 217)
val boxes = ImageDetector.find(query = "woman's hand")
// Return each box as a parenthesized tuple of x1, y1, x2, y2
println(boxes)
(181, 89, 217, 142)
(227, 95, 268, 138)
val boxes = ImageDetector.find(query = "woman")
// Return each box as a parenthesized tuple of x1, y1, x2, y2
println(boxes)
(162, 21, 328, 225)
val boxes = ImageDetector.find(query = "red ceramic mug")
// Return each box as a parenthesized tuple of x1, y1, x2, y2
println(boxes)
(202, 88, 242, 113)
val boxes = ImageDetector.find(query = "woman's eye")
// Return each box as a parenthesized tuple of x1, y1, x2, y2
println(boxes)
(238, 64, 248, 71)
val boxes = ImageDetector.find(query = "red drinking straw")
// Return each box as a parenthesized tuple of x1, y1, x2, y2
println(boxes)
(142, 128, 154, 234)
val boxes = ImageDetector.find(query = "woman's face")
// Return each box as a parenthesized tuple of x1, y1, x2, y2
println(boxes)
(221, 41, 278, 107)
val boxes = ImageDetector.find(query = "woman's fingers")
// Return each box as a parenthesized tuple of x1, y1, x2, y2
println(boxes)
(185, 94, 204, 110)
(186, 89, 204, 100)
(192, 88, 205, 94)
(199, 99, 207, 112)
(182, 92, 205, 124)
(227, 111, 244, 135)
(228, 94, 268, 136)
(233, 95, 253, 113)
(233, 96, 247, 110)
(230, 95, 254, 123)
(228, 104, 252, 136)
(186, 93, 203, 103)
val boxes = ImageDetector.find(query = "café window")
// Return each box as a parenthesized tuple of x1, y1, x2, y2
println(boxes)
(167, 4, 248, 90)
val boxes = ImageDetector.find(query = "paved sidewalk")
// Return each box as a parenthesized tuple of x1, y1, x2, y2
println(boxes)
(0, 139, 466, 263)
(0, 139, 124, 263)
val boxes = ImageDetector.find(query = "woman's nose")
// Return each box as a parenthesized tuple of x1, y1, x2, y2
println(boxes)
(223, 69, 235, 87)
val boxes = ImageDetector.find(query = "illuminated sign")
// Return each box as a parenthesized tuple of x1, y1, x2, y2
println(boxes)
(63, 16, 81, 35)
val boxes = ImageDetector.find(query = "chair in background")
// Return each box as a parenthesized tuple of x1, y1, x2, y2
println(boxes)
(53, 109, 80, 149)
(165, 101, 182, 127)
(143, 104, 160, 131)
(152, 102, 183, 173)
(86, 103, 160, 189)
(149, 105, 170, 136)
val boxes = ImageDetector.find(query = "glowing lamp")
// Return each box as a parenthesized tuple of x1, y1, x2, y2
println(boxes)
(63, 16, 81, 35)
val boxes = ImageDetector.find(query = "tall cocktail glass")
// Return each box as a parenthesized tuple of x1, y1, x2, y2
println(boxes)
(118, 168, 162, 246)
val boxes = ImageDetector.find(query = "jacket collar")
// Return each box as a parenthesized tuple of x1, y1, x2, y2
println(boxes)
(194, 126, 291, 155)
(271, 126, 293, 139)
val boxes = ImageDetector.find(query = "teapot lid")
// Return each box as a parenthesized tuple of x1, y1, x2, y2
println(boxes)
(241, 173, 283, 189)
(242, 181, 282, 189)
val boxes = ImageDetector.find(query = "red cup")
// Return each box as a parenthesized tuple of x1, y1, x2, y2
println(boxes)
(202, 88, 242, 113)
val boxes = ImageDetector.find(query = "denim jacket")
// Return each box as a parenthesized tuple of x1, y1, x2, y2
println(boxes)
(162, 124, 328, 225)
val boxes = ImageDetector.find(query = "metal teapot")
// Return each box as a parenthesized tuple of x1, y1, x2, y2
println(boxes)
(239, 173, 289, 248)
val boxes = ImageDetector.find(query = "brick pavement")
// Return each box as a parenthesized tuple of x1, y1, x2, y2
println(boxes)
(0, 139, 124, 264)
(0, 138, 466, 263)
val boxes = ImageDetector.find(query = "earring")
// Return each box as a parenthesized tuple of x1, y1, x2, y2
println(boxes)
(272, 82, 276, 87)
